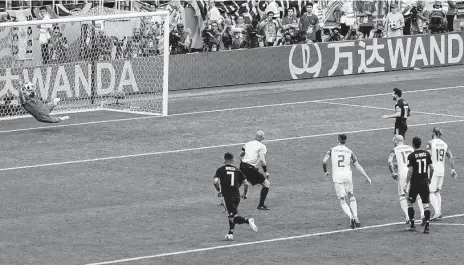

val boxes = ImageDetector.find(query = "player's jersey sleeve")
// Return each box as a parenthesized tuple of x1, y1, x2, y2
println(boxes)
(259, 143, 267, 156)
(426, 141, 432, 151)
(407, 152, 414, 168)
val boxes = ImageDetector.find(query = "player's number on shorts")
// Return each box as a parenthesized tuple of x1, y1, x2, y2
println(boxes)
(401, 151, 412, 164)
(436, 149, 445, 162)
(417, 158, 427, 174)
(227, 171, 235, 186)
(337, 155, 345, 167)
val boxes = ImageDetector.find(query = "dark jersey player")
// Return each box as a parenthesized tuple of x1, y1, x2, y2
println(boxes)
(382, 88, 411, 138)
(18, 82, 69, 123)
(213, 152, 258, 240)
(405, 137, 434, 234)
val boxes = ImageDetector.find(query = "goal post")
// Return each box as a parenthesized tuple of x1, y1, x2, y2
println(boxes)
(0, 10, 170, 119)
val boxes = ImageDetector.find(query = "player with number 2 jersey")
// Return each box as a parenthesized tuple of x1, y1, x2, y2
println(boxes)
(323, 134, 371, 229)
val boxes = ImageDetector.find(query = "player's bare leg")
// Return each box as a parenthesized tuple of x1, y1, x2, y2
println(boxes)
(399, 195, 409, 223)
(257, 179, 270, 210)
(47, 98, 69, 122)
(348, 194, 361, 227)
(339, 197, 355, 228)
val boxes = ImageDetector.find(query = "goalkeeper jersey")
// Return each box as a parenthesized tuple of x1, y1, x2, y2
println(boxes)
(22, 98, 50, 120)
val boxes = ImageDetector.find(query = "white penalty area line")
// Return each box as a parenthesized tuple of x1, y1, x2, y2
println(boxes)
(431, 223, 464, 226)
(315, 101, 464, 119)
(1, 119, 464, 172)
(85, 213, 464, 265)
(0, 85, 462, 134)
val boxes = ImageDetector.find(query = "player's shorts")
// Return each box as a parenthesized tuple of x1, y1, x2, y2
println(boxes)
(398, 176, 408, 196)
(394, 120, 408, 137)
(334, 181, 354, 199)
(407, 183, 430, 204)
(429, 175, 444, 192)
(239, 162, 266, 186)
(223, 194, 240, 217)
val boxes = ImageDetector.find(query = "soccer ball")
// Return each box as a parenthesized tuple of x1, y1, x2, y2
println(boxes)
(225, 234, 234, 241)
(390, 21, 397, 30)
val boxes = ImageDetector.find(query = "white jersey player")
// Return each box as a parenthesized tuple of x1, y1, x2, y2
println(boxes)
(323, 134, 371, 229)
(426, 127, 457, 220)
(388, 135, 425, 223)
(240, 130, 271, 210)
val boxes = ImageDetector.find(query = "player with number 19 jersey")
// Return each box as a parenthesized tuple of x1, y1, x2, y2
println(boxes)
(328, 145, 357, 183)
(427, 138, 448, 178)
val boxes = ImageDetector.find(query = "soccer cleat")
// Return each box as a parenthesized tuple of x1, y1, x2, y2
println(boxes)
(423, 221, 430, 234)
(60, 116, 70, 121)
(405, 218, 410, 224)
(350, 219, 356, 229)
(355, 221, 361, 228)
(408, 220, 416, 232)
(225, 234, 234, 241)
(248, 218, 258, 232)
(257, 205, 270, 210)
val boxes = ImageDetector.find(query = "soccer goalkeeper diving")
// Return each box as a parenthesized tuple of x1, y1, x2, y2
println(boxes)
(18, 82, 70, 123)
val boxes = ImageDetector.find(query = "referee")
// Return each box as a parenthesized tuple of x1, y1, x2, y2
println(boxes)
(382, 88, 411, 138)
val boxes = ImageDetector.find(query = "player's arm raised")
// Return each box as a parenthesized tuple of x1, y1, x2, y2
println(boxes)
(446, 149, 457, 178)
(352, 153, 371, 184)
(17, 85, 26, 105)
(322, 150, 331, 180)
(387, 150, 398, 180)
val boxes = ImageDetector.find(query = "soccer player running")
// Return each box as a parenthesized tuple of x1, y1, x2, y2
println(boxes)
(18, 82, 69, 123)
(426, 127, 457, 220)
(404, 136, 434, 234)
(213, 152, 258, 240)
(323, 134, 372, 229)
(240, 130, 271, 210)
(382, 88, 411, 138)
(388, 135, 425, 224)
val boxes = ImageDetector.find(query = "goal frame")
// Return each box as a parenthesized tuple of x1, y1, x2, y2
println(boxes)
(0, 10, 170, 118)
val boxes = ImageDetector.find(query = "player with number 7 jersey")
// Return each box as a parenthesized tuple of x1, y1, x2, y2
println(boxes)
(213, 152, 258, 241)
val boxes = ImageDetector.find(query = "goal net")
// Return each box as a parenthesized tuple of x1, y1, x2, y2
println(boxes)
(0, 10, 169, 119)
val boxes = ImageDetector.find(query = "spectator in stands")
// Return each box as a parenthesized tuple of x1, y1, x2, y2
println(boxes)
(324, 27, 344, 41)
(384, 4, 404, 37)
(447, 1, 458, 32)
(242, 19, 262, 49)
(39, 6, 52, 64)
(429, 1, 447, 33)
(358, 11, 375, 38)
(236, 15, 248, 30)
(170, 23, 191, 54)
(259, 0, 280, 20)
(48, 26, 69, 63)
(344, 27, 360, 40)
(402, 0, 415, 35)
(282, 7, 299, 36)
(207, 0, 222, 23)
(299, 3, 319, 43)
(410, 3, 429, 35)
(202, 21, 220, 52)
(94, 24, 113, 60)
(258, 11, 281, 46)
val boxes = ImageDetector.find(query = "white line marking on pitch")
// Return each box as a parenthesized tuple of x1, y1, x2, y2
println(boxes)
(315, 101, 464, 119)
(85, 213, 464, 265)
(431, 223, 464, 226)
(0, 85, 462, 134)
(1, 119, 463, 172)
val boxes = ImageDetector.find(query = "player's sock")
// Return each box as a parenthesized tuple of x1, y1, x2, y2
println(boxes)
(408, 206, 415, 225)
(258, 187, 269, 206)
(233, 216, 249, 224)
(399, 195, 409, 219)
(228, 219, 235, 234)
(417, 197, 425, 218)
(436, 192, 442, 215)
(424, 206, 431, 222)
(349, 196, 358, 220)
(429, 192, 440, 217)
(340, 200, 353, 219)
